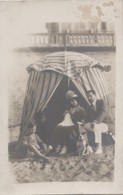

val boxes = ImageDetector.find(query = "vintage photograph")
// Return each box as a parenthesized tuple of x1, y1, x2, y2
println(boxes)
(0, 0, 123, 193)
(7, 0, 117, 184)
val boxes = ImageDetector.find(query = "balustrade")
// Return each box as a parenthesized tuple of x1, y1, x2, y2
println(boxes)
(28, 33, 115, 47)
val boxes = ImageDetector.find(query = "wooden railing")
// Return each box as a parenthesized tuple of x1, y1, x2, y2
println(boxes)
(27, 33, 115, 47)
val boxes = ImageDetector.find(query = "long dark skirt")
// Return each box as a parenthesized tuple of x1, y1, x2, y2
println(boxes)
(50, 125, 76, 148)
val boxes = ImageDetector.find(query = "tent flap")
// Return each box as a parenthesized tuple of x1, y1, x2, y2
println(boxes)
(71, 67, 110, 104)
(20, 70, 63, 140)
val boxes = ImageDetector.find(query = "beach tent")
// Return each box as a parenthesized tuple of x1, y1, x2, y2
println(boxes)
(19, 51, 111, 141)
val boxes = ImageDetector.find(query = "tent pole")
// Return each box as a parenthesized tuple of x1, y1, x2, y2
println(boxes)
(64, 31, 67, 52)
(68, 77, 70, 89)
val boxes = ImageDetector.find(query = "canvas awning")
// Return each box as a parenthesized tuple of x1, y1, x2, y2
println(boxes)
(27, 51, 111, 78)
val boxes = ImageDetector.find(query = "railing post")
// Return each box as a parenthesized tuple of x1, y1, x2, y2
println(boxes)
(82, 35, 85, 44)
(112, 34, 114, 46)
(76, 34, 79, 44)
(94, 34, 97, 44)
(62, 32, 67, 49)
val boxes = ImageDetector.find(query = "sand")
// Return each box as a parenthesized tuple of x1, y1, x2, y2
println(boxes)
(9, 145, 114, 183)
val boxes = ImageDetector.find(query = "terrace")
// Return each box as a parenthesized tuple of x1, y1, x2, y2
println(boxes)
(29, 32, 114, 45)
(17, 32, 116, 52)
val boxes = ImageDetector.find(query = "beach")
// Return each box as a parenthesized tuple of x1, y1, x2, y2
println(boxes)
(9, 143, 114, 183)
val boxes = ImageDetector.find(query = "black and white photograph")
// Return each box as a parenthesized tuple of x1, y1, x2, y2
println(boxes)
(0, 0, 123, 194)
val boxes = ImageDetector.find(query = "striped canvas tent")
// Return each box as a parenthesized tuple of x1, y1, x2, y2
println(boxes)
(19, 51, 111, 140)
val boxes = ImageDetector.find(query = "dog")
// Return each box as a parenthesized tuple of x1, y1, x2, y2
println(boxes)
(76, 132, 93, 157)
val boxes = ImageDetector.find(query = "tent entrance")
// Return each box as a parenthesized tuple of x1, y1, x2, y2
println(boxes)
(44, 76, 68, 130)
(38, 76, 88, 141)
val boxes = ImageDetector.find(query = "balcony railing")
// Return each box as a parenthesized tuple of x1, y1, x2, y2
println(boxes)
(26, 33, 115, 48)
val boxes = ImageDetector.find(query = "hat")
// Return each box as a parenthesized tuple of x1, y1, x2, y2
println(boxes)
(65, 90, 78, 99)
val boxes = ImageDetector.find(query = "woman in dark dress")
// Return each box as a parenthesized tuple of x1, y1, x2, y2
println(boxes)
(50, 90, 86, 154)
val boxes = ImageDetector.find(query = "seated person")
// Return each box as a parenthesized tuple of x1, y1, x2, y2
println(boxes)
(22, 124, 50, 162)
(51, 90, 88, 154)
(84, 89, 114, 154)
(35, 111, 49, 143)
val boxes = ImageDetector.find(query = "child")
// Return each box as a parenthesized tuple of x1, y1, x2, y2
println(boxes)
(27, 125, 50, 163)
